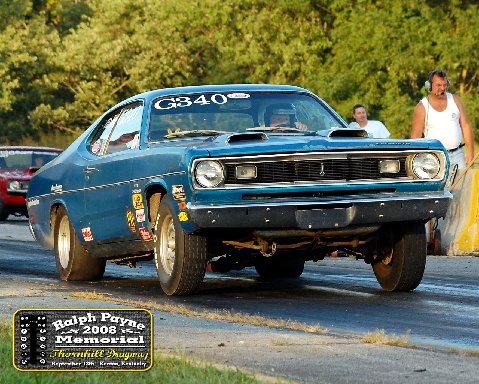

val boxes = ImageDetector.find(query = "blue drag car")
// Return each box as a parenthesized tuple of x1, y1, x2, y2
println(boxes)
(27, 84, 451, 295)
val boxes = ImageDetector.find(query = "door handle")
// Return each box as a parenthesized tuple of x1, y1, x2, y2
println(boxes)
(83, 166, 99, 175)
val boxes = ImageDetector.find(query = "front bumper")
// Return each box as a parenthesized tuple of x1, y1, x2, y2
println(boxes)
(2, 193, 27, 205)
(187, 191, 452, 230)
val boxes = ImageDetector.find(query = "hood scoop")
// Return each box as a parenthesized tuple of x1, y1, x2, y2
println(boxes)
(226, 132, 268, 144)
(316, 128, 368, 138)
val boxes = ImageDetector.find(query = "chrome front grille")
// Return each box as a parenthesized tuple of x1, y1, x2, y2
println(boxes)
(224, 157, 408, 185)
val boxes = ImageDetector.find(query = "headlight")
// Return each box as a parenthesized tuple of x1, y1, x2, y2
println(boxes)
(7, 180, 22, 191)
(411, 153, 440, 179)
(194, 160, 224, 188)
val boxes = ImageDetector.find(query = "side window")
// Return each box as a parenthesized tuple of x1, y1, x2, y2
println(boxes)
(87, 111, 122, 156)
(106, 102, 143, 154)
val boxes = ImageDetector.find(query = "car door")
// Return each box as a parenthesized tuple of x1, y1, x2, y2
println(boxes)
(82, 102, 144, 243)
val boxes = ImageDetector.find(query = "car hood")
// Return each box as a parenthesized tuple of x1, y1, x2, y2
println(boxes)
(158, 131, 445, 158)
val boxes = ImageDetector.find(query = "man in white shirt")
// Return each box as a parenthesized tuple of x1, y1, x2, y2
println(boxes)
(411, 69, 474, 170)
(349, 104, 390, 138)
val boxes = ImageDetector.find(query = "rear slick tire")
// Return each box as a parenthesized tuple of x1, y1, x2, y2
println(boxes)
(54, 206, 105, 281)
(373, 221, 426, 292)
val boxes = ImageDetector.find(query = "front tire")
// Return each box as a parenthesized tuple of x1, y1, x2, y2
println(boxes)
(373, 221, 426, 292)
(54, 206, 105, 281)
(0, 200, 9, 221)
(153, 196, 208, 295)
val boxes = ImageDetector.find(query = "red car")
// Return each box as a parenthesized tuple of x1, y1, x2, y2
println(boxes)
(0, 146, 62, 220)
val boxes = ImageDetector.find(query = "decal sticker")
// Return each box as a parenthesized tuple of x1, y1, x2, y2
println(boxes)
(51, 184, 63, 193)
(172, 185, 186, 200)
(13, 309, 152, 371)
(227, 92, 250, 99)
(167, 128, 181, 135)
(81, 227, 94, 242)
(178, 212, 189, 222)
(135, 209, 146, 223)
(91, 139, 102, 154)
(126, 210, 136, 232)
(178, 201, 187, 210)
(132, 188, 141, 194)
(139, 228, 153, 242)
(154, 94, 228, 110)
(132, 193, 144, 210)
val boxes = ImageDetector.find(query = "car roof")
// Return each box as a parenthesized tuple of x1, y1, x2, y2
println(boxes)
(0, 146, 63, 152)
(121, 84, 312, 105)
(85, 84, 323, 131)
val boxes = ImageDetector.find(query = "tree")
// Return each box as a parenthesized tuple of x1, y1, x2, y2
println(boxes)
(30, 0, 335, 139)
(1, 0, 478, 145)
(0, 0, 92, 144)
(315, 0, 479, 140)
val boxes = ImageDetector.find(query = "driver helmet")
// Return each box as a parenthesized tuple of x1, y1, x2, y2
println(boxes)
(264, 103, 297, 127)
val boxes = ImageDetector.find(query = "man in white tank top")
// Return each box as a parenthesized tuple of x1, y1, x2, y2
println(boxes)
(411, 69, 475, 171)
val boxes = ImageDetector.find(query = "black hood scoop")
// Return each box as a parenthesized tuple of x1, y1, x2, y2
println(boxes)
(226, 132, 268, 143)
(316, 128, 368, 138)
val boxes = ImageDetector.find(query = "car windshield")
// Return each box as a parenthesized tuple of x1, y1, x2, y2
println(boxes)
(149, 91, 346, 141)
(0, 150, 60, 170)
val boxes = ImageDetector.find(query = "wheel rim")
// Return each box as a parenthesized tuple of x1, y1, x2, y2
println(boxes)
(157, 213, 176, 276)
(58, 216, 71, 269)
(380, 249, 393, 266)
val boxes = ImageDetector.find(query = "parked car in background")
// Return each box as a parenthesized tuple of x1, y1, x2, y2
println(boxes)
(0, 146, 62, 220)
(26, 84, 451, 296)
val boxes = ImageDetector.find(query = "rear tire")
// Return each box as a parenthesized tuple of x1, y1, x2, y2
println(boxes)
(153, 196, 208, 295)
(54, 206, 105, 281)
(373, 221, 426, 292)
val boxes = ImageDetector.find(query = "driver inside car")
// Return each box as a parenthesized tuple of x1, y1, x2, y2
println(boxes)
(264, 103, 307, 130)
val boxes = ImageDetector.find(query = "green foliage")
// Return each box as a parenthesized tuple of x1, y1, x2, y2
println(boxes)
(316, 0, 479, 139)
(0, 18, 61, 142)
(0, 0, 478, 145)
(0, 0, 32, 31)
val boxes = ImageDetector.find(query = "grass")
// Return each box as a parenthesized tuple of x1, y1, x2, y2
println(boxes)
(71, 291, 326, 334)
(0, 322, 268, 384)
(361, 329, 416, 348)
(447, 348, 479, 358)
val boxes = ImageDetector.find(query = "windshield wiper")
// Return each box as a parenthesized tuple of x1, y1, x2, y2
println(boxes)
(164, 130, 230, 139)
